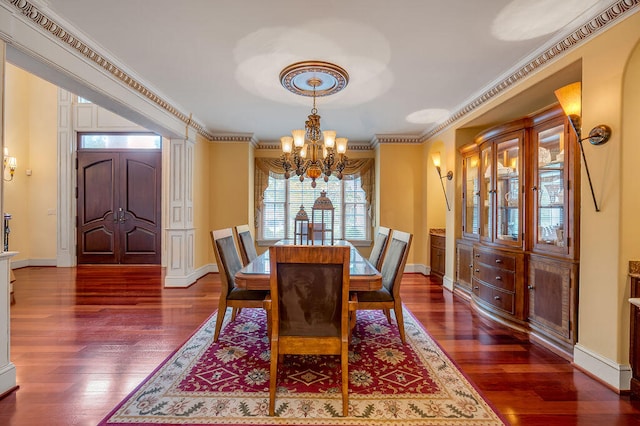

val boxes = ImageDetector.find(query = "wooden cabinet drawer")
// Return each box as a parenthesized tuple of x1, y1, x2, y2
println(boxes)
(472, 279, 515, 315)
(474, 249, 516, 271)
(431, 234, 445, 249)
(473, 264, 515, 292)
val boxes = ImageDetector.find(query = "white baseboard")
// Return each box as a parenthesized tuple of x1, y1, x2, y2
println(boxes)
(443, 275, 454, 291)
(10, 258, 57, 269)
(0, 362, 17, 396)
(164, 264, 215, 288)
(406, 263, 428, 275)
(573, 343, 632, 391)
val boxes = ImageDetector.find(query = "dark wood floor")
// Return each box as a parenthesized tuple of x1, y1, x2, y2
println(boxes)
(1, 266, 639, 425)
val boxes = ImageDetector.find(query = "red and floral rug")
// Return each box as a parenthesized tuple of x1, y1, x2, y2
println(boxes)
(100, 306, 506, 425)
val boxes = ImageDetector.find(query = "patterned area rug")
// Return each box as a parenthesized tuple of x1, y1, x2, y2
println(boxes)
(100, 306, 506, 425)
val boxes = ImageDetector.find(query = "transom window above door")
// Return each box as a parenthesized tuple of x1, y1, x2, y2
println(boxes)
(79, 133, 162, 150)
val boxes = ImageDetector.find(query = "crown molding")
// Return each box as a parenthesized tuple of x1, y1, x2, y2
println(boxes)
(4, 0, 215, 141)
(210, 133, 258, 147)
(420, 0, 640, 142)
(370, 134, 422, 148)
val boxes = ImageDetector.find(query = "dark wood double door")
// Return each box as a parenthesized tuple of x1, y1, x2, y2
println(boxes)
(77, 150, 161, 264)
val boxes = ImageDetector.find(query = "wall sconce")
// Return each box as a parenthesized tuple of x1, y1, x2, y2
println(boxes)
(3, 148, 17, 182)
(554, 82, 611, 212)
(432, 151, 453, 211)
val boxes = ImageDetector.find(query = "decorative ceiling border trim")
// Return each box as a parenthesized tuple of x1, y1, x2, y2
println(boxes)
(210, 133, 259, 147)
(371, 134, 422, 147)
(420, 0, 640, 142)
(6, 0, 216, 141)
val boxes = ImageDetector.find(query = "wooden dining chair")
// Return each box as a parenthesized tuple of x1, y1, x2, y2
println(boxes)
(234, 224, 258, 266)
(368, 226, 391, 270)
(211, 228, 269, 342)
(354, 230, 412, 344)
(265, 245, 353, 416)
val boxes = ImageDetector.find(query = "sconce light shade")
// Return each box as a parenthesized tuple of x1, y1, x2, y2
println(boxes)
(554, 82, 581, 118)
(431, 151, 441, 168)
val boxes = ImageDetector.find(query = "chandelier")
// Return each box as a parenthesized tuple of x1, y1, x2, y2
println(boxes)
(279, 61, 349, 188)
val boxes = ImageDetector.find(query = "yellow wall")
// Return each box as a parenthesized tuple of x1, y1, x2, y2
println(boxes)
(378, 143, 424, 266)
(4, 64, 57, 262)
(208, 141, 252, 262)
(620, 39, 640, 360)
(428, 11, 640, 367)
(193, 134, 211, 269)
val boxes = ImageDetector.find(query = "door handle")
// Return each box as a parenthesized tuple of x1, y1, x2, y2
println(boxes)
(118, 208, 126, 223)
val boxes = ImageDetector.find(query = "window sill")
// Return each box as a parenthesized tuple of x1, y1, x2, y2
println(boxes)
(258, 239, 372, 247)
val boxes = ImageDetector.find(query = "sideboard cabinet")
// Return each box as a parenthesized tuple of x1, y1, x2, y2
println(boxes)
(456, 106, 580, 357)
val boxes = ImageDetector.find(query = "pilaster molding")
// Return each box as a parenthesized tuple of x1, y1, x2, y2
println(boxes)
(56, 88, 75, 266)
(164, 138, 195, 287)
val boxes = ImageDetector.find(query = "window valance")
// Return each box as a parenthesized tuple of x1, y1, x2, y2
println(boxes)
(254, 157, 375, 224)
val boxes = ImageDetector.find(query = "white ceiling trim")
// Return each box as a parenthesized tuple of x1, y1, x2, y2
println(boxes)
(3, 0, 638, 145)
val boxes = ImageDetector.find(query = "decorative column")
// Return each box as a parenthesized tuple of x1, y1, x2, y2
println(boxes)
(164, 138, 195, 287)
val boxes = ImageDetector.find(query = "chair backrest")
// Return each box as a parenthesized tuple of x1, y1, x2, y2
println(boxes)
(368, 226, 391, 270)
(380, 230, 412, 297)
(234, 224, 258, 266)
(269, 245, 350, 338)
(211, 228, 243, 296)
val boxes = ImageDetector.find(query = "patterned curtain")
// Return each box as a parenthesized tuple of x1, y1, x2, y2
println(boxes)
(254, 157, 375, 231)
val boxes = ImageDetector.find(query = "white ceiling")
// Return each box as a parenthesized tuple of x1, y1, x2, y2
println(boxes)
(37, 0, 612, 144)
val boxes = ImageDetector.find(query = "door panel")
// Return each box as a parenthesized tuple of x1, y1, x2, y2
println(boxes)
(120, 153, 162, 264)
(78, 150, 161, 264)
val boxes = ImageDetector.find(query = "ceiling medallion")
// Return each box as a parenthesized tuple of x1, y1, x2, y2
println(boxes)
(279, 61, 349, 97)
(278, 61, 349, 188)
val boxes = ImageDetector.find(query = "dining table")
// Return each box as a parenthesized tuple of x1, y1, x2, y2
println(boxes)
(234, 239, 382, 291)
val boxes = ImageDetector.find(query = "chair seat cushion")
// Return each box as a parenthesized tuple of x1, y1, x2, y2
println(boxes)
(228, 288, 269, 301)
(355, 287, 393, 303)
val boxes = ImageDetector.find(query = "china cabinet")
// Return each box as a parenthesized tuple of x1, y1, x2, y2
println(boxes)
(456, 105, 580, 358)
(455, 239, 473, 296)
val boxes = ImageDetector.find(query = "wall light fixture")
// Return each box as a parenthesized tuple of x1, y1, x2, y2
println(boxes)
(432, 151, 453, 211)
(554, 82, 611, 212)
(3, 148, 17, 182)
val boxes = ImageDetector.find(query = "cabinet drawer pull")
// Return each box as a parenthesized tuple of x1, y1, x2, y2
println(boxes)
(495, 259, 502, 264)
(473, 286, 479, 290)
(494, 295, 501, 300)
(528, 285, 535, 290)
(475, 254, 480, 258)
(475, 269, 480, 273)
(532, 186, 538, 191)
(495, 276, 502, 281)
(468, 264, 473, 268)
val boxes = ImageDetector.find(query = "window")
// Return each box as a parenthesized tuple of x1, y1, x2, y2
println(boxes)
(260, 174, 369, 242)
(79, 133, 162, 150)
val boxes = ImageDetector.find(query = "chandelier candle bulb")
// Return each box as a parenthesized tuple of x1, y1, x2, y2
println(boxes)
(323, 130, 336, 148)
(281, 136, 293, 154)
(336, 137, 348, 154)
(292, 129, 306, 148)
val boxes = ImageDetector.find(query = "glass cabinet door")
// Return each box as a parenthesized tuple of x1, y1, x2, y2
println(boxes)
(480, 143, 492, 243)
(495, 136, 521, 245)
(533, 119, 568, 255)
(463, 152, 480, 238)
